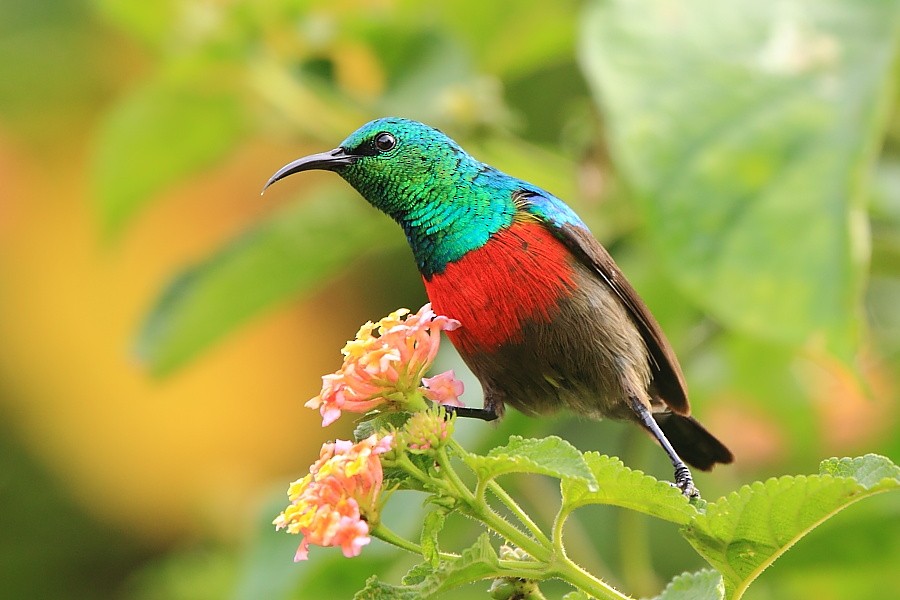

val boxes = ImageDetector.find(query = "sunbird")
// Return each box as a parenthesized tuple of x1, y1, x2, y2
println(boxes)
(264, 117, 733, 495)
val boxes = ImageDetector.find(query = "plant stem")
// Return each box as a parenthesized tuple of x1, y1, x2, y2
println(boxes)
(371, 523, 458, 560)
(387, 425, 633, 598)
(437, 446, 549, 562)
(553, 555, 635, 600)
(436, 446, 478, 505)
(447, 439, 552, 546)
(486, 480, 552, 546)
(551, 507, 633, 599)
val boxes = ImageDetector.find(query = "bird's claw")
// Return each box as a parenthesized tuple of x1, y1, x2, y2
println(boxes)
(672, 465, 701, 499)
(443, 405, 499, 422)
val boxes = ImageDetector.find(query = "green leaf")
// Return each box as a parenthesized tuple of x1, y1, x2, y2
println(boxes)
(94, 72, 246, 236)
(415, 533, 500, 597)
(653, 570, 725, 600)
(354, 577, 421, 600)
(357, 534, 500, 599)
(681, 454, 900, 599)
(400, 562, 434, 586)
(561, 453, 700, 525)
(579, 0, 899, 354)
(817, 453, 900, 487)
(464, 436, 597, 490)
(421, 510, 447, 567)
(135, 186, 396, 376)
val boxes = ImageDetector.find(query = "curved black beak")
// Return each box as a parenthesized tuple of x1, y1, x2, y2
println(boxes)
(261, 147, 358, 195)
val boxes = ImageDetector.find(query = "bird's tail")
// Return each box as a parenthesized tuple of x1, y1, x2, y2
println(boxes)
(652, 413, 734, 471)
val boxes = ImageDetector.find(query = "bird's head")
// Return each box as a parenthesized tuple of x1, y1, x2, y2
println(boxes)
(264, 117, 518, 275)
(263, 117, 475, 221)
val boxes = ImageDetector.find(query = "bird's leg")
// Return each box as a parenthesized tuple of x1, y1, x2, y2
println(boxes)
(444, 405, 500, 421)
(627, 396, 699, 498)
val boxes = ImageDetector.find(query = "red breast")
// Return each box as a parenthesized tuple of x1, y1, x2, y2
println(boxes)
(423, 221, 576, 355)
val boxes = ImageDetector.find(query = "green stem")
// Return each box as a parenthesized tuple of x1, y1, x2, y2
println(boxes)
(392, 453, 446, 491)
(486, 480, 552, 546)
(552, 506, 569, 554)
(394, 430, 630, 598)
(448, 439, 551, 546)
(437, 446, 549, 562)
(552, 556, 634, 600)
(551, 507, 633, 600)
(371, 524, 458, 560)
(435, 446, 478, 505)
(498, 559, 547, 573)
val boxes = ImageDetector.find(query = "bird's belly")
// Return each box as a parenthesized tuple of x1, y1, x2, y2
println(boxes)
(423, 223, 650, 420)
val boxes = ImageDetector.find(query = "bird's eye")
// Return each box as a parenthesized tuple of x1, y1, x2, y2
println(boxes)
(374, 132, 396, 152)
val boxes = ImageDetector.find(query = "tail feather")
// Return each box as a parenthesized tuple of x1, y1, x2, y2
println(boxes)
(652, 413, 734, 471)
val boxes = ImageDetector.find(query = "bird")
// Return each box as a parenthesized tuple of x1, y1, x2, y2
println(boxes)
(263, 117, 733, 496)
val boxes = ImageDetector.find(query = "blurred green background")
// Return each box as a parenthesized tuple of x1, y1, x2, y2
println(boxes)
(1, 0, 898, 598)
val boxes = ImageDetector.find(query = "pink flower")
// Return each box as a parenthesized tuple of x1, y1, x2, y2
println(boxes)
(421, 370, 465, 407)
(306, 304, 461, 426)
(274, 434, 394, 561)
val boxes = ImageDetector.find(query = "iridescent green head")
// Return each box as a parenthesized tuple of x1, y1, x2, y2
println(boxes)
(264, 117, 517, 276)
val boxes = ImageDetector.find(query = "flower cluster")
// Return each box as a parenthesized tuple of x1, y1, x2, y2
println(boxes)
(277, 304, 468, 562)
(306, 304, 465, 426)
(273, 434, 393, 561)
(403, 406, 455, 453)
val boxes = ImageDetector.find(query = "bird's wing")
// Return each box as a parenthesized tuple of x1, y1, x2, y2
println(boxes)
(516, 189, 690, 415)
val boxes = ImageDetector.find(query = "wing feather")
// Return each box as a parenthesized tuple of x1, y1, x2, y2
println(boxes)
(516, 190, 690, 415)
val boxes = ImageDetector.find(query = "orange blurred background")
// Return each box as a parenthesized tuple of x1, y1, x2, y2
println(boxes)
(0, 136, 350, 543)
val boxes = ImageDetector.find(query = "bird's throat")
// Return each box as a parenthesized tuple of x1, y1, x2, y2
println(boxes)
(423, 222, 576, 355)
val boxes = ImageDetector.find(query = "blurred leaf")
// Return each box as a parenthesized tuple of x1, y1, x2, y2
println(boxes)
(653, 570, 725, 600)
(124, 547, 237, 600)
(0, 419, 151, 600)
(473, 134, 578, 206)
(93, 0, 176, 49)
(377, 31, 509, 128)
(235, 489, 404, 600)
(681, 454, 900, 598)
(561, 453, 700, 526)
(0, 0, 110, 140)
(464, 436, 597, 490)
(136, 186, 396, 376)
(94, 73, 246, 236)
(580, 0, 899, 356)
(433, 0, 578, 78)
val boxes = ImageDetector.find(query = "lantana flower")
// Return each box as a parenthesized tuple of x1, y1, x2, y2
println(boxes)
(403, 406, 456, 453)
(306, 304, 465, 426)
(421, 370, 465, 407)
(273, 434, 393, 561)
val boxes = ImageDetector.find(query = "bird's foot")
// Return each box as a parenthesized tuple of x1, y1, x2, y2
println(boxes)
(442, 405, 499, 422)
(671, 465, 700, 498)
